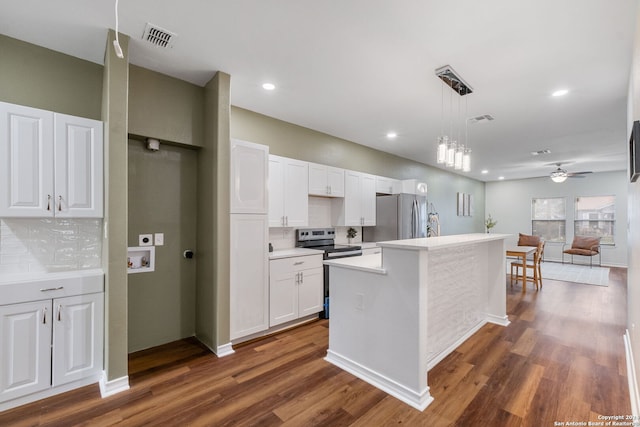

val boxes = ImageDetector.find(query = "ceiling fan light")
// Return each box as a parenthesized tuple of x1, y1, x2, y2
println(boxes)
(550, 169, 568, 183)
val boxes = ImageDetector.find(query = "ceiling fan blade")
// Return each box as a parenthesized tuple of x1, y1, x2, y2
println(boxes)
(566, 171, 592, 176)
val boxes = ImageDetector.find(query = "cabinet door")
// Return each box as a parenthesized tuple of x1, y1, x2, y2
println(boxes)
(298, 267, 323, 317)
(269, 261, 298, 327)
(361, 173, 377, 226)
(230, 139, 269, 214)
(268, 156, 285, 227)
(230, 214, 269, 340)
(54, 114, 103, 218)
(0, 300, 52, 403)
(52, 293, 103, 387)
(343, 170, 362, 226)
(375, 176, 395, 195)
(0, 102, 54, 217)
(326, 167, 345, 197)
(283, 158, 308, 227)
(308, 163, 328, 196)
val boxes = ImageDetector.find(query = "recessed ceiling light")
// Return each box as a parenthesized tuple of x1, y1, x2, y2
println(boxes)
(552, 89, 569, 97)
(481, 170, 489, 174)
(386, 132, 397, 139)
(498, 176, 505, 180)
(262, 83, 276, 91)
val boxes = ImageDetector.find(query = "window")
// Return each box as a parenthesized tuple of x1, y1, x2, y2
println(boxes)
(531, 197, 566, 242)
(574, 196, 615, 245)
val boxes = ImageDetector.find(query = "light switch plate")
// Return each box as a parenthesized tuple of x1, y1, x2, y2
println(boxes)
(139, 234, 153, 246)
(155, 233, 164, 246)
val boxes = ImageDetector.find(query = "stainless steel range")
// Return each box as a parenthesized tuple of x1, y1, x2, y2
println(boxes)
(296, 228, 362, 318)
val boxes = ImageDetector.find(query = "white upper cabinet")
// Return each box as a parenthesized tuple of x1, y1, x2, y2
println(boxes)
(54, 113, 103, 217)
(0, 102, 103, 218)
(333, 170, 376, 226)
(375, 175, 400, 195)
(308, 162, 344, 197)
(230, 139, 269, 214)
(268, 155, 308, 227)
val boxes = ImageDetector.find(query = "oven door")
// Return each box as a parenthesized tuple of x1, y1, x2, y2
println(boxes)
(322, 249, 362, 319)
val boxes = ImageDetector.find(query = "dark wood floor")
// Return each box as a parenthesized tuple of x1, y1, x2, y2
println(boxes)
(0, 267, 630, 426)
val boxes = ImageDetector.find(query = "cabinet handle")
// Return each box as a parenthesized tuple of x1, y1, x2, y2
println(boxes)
(57, 304, 62, 321)
(42, 306, 48, 324)
(47, 194, 51, 211)
(40, 286, 64, 292)
(294, 261, 304, 265)
(300, 272, 304, 283)
(58, 195, 63, 211)
(285, 216, 288, 226)
(295, 272, 299, 284)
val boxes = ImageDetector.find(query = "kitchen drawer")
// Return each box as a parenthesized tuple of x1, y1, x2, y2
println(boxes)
(270, 254, 322, 274)
(0, 270, 104, 306)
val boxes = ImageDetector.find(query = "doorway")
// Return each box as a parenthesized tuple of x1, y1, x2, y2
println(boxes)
(127, 139, 198, 352)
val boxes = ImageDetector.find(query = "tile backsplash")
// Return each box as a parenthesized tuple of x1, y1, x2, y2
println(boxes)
(0, 218, 103, 274)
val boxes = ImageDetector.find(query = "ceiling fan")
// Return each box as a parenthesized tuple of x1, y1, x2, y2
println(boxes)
(549, 163, 592, 183)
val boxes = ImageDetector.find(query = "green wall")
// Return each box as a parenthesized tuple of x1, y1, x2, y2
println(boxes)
(128, 65, 204, 147)
(230, 107, 485, 235)
(0, 34, 103, 119)
(127, 140, 198, 352)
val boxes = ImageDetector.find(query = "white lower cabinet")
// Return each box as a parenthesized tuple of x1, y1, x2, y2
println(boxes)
(269, 254, 323, 327)
(0, 272, 103, 409)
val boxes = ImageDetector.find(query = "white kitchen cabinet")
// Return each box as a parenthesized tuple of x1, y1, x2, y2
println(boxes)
(375, 176, 400, 195)
(0, 300, 52, 402)
(0, 102, 103, 218)
(333, 170, 376, 226)
(0, 272, 103, 409)
(308, 163, 345, 197)
(269, 254, 323, 327)
(230, 139, 269, 214)
(268, 155, 308, 227)
(52, 293, 104, 387)
(230, 214, 269, 340)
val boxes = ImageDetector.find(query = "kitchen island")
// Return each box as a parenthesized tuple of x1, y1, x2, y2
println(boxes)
(323, 233, 510, 411)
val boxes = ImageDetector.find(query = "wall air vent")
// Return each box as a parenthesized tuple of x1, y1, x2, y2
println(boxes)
(142, 23, 177, 48)
(468, 114, 494, 124)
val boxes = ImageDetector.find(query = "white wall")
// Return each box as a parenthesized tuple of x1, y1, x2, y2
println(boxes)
(486, 171, 628, 267)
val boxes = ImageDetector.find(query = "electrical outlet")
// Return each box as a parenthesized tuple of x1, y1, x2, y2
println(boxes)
(139, 234, 153, 246)
(155, 233, 164, 246)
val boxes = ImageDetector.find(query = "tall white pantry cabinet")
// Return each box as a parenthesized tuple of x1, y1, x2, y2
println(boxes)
(0, 101, 103, 218)
(229, 139, 270, 340)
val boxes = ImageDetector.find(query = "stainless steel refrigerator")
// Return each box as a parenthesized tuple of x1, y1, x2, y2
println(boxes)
(362, 193, 428, 241)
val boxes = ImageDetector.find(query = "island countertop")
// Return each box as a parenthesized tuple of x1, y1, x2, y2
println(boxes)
(377, 233, 511, 251)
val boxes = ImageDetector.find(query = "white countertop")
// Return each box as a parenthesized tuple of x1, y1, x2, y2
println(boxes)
(269, 248, 323, 260)
(0, 268, 105, 285)
(355, 242, 378, 250)
(377, 233, 511, 251)
(323, 253, 386, 274)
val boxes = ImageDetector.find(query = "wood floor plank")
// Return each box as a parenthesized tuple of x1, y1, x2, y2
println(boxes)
(0, 267, 630, 426)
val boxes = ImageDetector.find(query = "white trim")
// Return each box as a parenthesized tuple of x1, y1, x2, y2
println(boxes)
(325, 350, 434, 412)
(99, 372, 130, 398)
(0, 374, 100, 412)
(215, 342, 235, 358)
(486, 314, 511, 327)
(624, 330, 640, 416)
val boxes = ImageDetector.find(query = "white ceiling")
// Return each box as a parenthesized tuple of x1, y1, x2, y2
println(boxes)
(1, 0, 637, 181)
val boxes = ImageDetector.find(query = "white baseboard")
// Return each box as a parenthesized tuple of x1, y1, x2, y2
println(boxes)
(486, 314, 511, 327)
(325, 350, 434, 412)
(99, 373, 130, 398)
(215, 342, 235, 358)
(624, 330, 640, 416)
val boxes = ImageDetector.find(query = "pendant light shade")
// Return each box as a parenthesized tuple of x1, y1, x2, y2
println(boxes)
(462, 150, 471, 172)
(437, 137, 447, 164)
(454, 146, 463, 170)
(446, 142, 456, 167)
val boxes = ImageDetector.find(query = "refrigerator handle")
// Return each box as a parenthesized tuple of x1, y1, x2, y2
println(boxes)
(411, 199, 420, 239)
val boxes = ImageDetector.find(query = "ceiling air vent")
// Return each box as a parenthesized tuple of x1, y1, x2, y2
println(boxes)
(468, 114, 494, 124)
(142, 23, 177, 48)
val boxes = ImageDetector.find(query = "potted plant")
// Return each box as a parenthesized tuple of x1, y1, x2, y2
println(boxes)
(347, 227, 357, 243)
(485, 214, 497, 233)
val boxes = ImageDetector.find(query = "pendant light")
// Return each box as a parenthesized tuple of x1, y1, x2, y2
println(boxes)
(434, 65, 474, 172)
